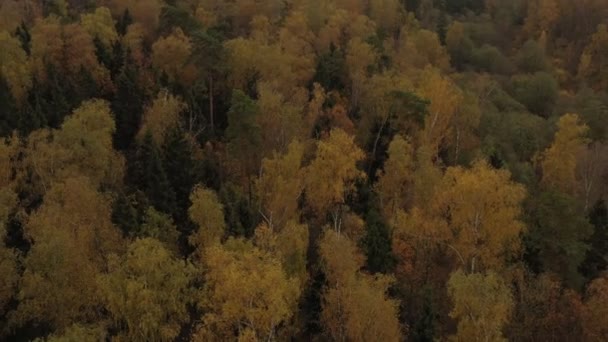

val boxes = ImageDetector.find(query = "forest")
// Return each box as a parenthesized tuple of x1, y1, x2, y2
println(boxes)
(0, 0, 607, 341)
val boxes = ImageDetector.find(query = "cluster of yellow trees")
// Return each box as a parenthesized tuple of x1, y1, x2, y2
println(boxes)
(0, 0, 608, 341)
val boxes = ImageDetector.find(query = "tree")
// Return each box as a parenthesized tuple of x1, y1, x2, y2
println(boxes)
(188, 185, 225, 253)
(15, 177, 123, 331)
(581, 200, 608, 280)
(369, 0, 403, 35)
(23, 99, 125, 198)
(226, 90, 262, 194)
(362, 209, 395, 274)
(152, 28, 198, 87)
(0, 139, 18, 320)
(517, 39, 548, 73)
(578, 24, 608, 90)
(319, 230, 403, 341)
(580, 276, 608, 341)
(313, 43, 347, 92)
(163, 127, 198, 222)
(137, 90, 185, 145)
(446, 21, 474, 69)
(111, 63, 146, 150)
(418, 68, 463, 156)
(526, 190, 593, 288)
(375, 134, 415, 221)
(80, 6, 118, 47)
(510, 72, 558, 117)
(507, 271, 583, 342)
(0, 75, 18, 136)
(434, 161, 527, 272)
(305, 128, 365, 230)
(99, 238, 194, 342)
(130, 131, 176, 215)
(540, 113, 589, 195)
(0, 30, 31, 103)
(194, 238, 300, 341)
(447, 270, 513, 342)
(255, 140, 305, 230)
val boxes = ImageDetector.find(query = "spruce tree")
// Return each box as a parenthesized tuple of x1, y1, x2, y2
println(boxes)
(0, 75, 18, 136)
(112, 63, 145, 150)
(131, 131, 177, 215)
(163, 127, 198, 222)
(362, 208, 395, 274)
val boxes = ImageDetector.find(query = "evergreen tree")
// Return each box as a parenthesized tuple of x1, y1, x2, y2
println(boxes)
(112, 192, 140, 236)
(112, 63, 145, 150)
(313, 43, 347, 92)
(437, 1, 449, 45)
(581, 200, 608, 281)
(40, 63, 72, 128)
(93, 36, 113, 70)
(131, 131, 177, 215)
(362, 208, 395, 274)
(116, 9, 133, 36)
(0, 75, 18, 136)
(412, 287, 437, 342)
(14, 21, 31, 55)
(163, 127, 198, 222)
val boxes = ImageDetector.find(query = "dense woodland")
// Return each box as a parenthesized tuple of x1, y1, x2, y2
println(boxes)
(0, 0, 608, 341)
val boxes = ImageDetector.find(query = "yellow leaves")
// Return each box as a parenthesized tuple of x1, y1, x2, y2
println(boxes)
(447, 270, 513, 342)
(346, 37, 377, 76)
(256, 140, 305, 229)
(24, 100, 124, 195)
(197, 238, 300, 341)
(0, 31, 31, 102)
(80, 7, 118, 47)
(319, 229, 364, 283)
(376, 135, 415, 221)
(578, 24, 608, 90)
(16, 177, 123, 331)
(225, 37, 314, 99)
(418, 68, 464, 155)
(256, 82, 306, 157)
(99, 238, 195, 342)
(30, 18, 111, 89)
(369, 0, 403, 34)
(540, 113, 590, 195)
(304, 128, 365, 220)
(434, 161, 526, 271)
(138, 90, 186, 145)
(188, 185, 225, 251)
(152, 28, 198, 86)
(319, 230, 403, 341)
